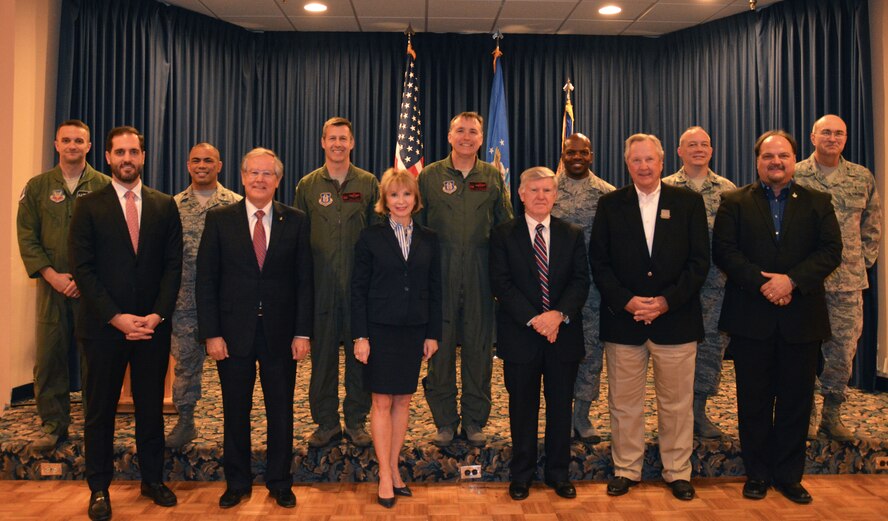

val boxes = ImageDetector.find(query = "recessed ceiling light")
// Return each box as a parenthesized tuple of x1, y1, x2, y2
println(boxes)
(304, 2, 327, 13)
(599, 5, 622, 15)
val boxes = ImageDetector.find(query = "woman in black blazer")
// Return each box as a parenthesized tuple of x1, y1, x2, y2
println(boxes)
(351, 168, 442, 508)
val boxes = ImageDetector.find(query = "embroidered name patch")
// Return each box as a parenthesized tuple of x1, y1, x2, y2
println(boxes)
(341, 192, 363, 203)
(469, 182, 488, 192)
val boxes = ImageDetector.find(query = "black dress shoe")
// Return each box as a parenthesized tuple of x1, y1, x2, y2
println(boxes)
(545, 480, 577, 499)
(393, 485, 413, 497)
(88, 490, 111, 521)
(508, 481, 530, 500)
(607, 476, 639, 496)
(140, 482, 177, 507)
(268, 488, 296, 508)
(774, 482, 812, 504)
(742, 479, 769, 500)
(219, 487, 251, 508)
(377, 495, 396, 508)
(667, 479, 695, 501)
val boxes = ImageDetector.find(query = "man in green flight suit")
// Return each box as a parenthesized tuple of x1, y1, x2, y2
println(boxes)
(418, 111, 513, 447)
(17, 119, 110, 450)
(294, 117, 378, 448)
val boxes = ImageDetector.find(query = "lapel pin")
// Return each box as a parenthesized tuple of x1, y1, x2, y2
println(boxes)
(660, 209, 671, 219)
(278, 215, 284, 221)
(792, 192, 798, 198)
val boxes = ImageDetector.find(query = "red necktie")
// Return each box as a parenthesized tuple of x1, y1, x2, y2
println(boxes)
(124, 190, 139, 254)
(253, 209, 267, 270)
(534, 223, 550, 311)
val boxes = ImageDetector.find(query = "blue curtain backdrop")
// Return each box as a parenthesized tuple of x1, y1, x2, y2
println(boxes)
(55, 0, 878, 389)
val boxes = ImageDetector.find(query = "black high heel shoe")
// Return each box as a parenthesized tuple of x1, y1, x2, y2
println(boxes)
(377, 495, 396, 508)
(393, 485, 412, 497)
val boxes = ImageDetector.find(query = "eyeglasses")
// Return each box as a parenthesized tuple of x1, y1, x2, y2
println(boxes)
(245, 170, 276, 179)
(817, 130, 846, 139)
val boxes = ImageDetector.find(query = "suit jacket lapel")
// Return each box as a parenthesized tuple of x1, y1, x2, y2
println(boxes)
(234, 201, 261, 273)
(265, 201, 287, 268)
(103, 184, 137, 257)
(623, 187, 651, 261)
(406, 222, 423, 264)
(780, 184, 801, 241)
(751, 184, 779, 245)
(548, 218, 564, 283)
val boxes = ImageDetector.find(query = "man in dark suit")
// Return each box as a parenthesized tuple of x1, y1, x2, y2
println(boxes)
(69, 126, 183, 521)
(713, 130, 841, 504)
(589, 133, 709, 501)
(490, 167, 590, 501)
(196, 148, 313, 509)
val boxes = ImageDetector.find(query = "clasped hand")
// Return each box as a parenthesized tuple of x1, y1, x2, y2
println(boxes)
(530, 310, 563, 343)
(625, 296, 669, 325)
(760, 271, 793, 306)
(110, 313, 161, 341)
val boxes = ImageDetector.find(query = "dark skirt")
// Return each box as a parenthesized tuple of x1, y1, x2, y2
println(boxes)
(364, 323, 426, 395)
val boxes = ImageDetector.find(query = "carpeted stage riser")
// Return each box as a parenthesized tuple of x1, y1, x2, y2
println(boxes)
(2, 437, 887, 482)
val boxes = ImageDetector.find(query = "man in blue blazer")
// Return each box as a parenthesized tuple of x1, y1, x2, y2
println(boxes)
(490, 167, 590, 501)
(589, 134, 709, 501)
(69, 126, 183, 521)
(713, 130, 841, 504)
(196, 148, 313, 509)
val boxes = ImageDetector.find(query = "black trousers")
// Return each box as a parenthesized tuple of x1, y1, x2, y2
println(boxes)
(730, 334, 819, 485)
(81, 334, 170, 492)
(503, 348, 579, 483)
(216, 321, 296, 490)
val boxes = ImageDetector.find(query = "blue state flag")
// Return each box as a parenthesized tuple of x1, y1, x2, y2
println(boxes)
(485, 48, 510, 190)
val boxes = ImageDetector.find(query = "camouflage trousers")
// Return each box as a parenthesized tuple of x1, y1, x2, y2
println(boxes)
(573, 294, 603, 402)
(171, 310, 205, 410)
(694, 287, 728, 397)
(819, 291, 864, 403)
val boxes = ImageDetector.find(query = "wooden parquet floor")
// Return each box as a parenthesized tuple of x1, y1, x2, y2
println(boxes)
(1, 475, 886, 520)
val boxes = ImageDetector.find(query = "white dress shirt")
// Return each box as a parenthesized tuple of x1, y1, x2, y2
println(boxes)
(524, 213, 551, 259)
(245, 198, 273, 250)
(111, 178, 143, 225)
(635, 182, 661, 255)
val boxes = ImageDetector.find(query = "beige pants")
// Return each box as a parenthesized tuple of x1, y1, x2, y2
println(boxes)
(605, 340, 696, 482)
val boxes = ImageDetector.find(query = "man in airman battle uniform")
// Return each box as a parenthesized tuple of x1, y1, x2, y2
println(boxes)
(794, 114, 881, 441)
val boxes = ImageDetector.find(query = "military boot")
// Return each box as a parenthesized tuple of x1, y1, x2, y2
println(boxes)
(819, 394, 854, 442)
(693, 393, 724, 439)
(166, 406, 198, 448)
(572, 399, 601, 444)
(807, 397, 819, 440)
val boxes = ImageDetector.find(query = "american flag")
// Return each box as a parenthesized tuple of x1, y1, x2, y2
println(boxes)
(394, 41, 424, 176)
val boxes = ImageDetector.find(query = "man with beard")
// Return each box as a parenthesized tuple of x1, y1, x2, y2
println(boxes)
(69, 126, 183, 520)
(166, 143, 241, 448)
(18, 119, 109, 450)
(294, 117, 377, 448)
(663, 126, 736, 438)
(550, 133, 614, 444)
(793, 115, 882, 441)
(713, 130, 841, 503)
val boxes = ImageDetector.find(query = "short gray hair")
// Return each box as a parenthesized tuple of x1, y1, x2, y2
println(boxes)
(241, 147, 284, 178)
(624, 133, 664, 161)
(518, 166, 556, 191)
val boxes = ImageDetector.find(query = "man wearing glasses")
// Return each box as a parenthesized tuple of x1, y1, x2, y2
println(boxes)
(794, 114, 881, 441)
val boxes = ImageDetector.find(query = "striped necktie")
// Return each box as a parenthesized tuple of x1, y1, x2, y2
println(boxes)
(533, 223, 550, 311)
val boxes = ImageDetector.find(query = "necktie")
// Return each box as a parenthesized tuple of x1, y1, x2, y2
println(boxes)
(253, 209, 267, 270)
(124, 190, 139, 254)
(533, 223, 550, 311)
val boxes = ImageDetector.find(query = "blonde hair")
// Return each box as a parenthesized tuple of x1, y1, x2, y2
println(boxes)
(375, 168, 423, 216)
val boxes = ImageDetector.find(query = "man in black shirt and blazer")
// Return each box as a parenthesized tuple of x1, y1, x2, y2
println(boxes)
(196, 148, 313, 509)
(69, 126, 183, 521)
(490, 166, 590, 501)
(713, 130, 841, 504)
(589, 133, 709, 501)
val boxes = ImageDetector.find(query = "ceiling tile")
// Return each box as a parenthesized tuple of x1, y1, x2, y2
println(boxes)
(224, 16, 296, 31)
(360, 17, 426, 33)
(571, 1, 656, 21)
(623, 19, 696, 35)
(499, 1, 577, 19)
(200, 0, 282, 17)
(165, 0, 216, 18)
(497, 19, 565, 34)
(428, 1, 503, 18)
(277, 0, 355, 17)
(427, 18, 499, 34)
(558, 19, 634, 35)
(641, 3, 726, 23)
(351, 0, 426, 18)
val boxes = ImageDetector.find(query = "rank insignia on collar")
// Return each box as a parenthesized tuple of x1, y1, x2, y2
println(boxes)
(319, 192, 333, 206)
(49, 189, 66, 203)
(442, 180, 457, 194)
